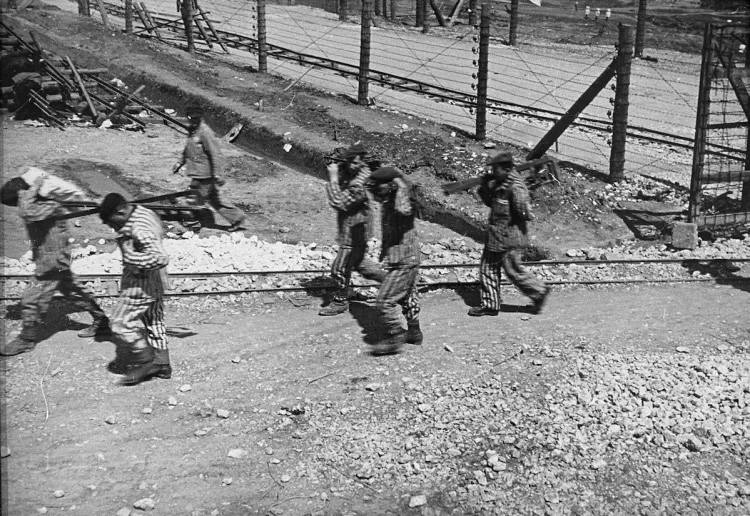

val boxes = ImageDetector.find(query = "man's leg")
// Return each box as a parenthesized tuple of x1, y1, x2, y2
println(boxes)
(502, 250, 550, 313)
(373, 266, 417, 355)
(56, 273, 111, 338)
(207, 185, 246, 230)
(140, 297, 171, 379)
(320, 246, 353, 316)
(0, 278, 57, 356)
(401, 271, 422, 345)
(469, 247, 502, 316)
(108, 286, 155, 385)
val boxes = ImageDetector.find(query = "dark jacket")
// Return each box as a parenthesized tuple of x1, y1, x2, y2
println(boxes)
(478, 170, 532, 252)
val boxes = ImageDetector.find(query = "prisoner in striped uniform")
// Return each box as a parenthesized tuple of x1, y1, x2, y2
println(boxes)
(0, 167, 110, 357)
(99, 193, 171, 386)
(319, 142, 385, 316)
(366, 167, 422, 356)
(468, 152, 550, 317)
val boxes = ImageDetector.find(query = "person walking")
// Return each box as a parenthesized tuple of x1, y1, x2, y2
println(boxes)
(319, 142, 385, 316)
(171, 105, 246, 233)
(98, 193, 172, 386)
(0, 167, 110, 357)
(365, 167, 422, 355)
(468, 152, 550, 317)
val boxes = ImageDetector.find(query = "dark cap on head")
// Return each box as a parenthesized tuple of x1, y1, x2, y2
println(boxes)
(186, 105, 203, 118)
(341, 142, 367, 160)
(487, 151, 514, 167)
(369, 167, 403, 184)
(0, 177, 30, 207)
(99, 192, 128, 222)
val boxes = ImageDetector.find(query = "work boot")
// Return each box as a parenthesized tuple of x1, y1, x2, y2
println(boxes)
(0, 337, 36, 357)
(78, 316, 112, 338)
(372, 330, 406, 356)
(151, 349, 172, 379)
(532, 286, 552, 315)
(319, 300, 349, 316)
(120, 346, 156, 386)
(406, 320, 423, 345)
(468, 306, 499, 317)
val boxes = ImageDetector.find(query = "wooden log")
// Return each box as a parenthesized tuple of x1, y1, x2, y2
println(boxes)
(195, 2, 229, 53)
(65, 56, 97, 117)
(140, 3, 164, 41)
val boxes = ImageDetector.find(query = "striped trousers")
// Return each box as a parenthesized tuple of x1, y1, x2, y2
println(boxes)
(376, 264, 420, 335)
(479, 248, 546, 311)
(19, 270, 105, 341)
(331, 225, 384, 301)
(110, 267, 168, 352)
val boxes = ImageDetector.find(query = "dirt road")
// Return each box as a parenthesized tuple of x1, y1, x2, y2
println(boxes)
(2, 282, 749, 515)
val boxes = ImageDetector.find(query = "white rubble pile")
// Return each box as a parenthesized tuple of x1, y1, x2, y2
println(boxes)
(295, 352, 750, 515)
(1, 233, 748, 297)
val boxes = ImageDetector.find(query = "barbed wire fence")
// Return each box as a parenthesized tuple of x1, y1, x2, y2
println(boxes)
(88, 0, 745, 202)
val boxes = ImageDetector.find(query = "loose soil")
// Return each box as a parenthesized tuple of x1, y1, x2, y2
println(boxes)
(1, 2, 749, 515)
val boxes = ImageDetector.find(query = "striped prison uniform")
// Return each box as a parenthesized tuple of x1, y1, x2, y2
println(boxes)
(477, 170, 546, 310)
(17, 171, 105, 341)
(326, 163, 383, 301)
(109, 205, 170, 353)
(376, 180, 420, 335)
(179, 120, 245, 227)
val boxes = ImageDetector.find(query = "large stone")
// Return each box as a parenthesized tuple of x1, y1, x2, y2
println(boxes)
(671, 222, 698, 249)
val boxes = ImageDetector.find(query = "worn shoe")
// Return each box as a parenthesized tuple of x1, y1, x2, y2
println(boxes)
(372, 331, 406, 356)
(406, 321, 423, 345)
(468, 306, 499, 317)
(119, 347, 156, 386)
(227, 222, 246, 233)
(152, 349, 172, 379)
(0, 337, 36, 357)
(318, 300, 349, 316)
(532, 287, 551, 315)
(77, 317, 112, 338)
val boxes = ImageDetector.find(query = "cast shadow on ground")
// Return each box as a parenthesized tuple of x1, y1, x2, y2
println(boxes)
(454, 285, 537, 314)
(680, 260, 750, 294)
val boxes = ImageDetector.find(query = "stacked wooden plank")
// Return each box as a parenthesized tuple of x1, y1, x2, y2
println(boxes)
(0, 21, 167, 129)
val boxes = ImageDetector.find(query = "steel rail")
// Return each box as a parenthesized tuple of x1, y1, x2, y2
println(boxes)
(1, 257, 747, 281)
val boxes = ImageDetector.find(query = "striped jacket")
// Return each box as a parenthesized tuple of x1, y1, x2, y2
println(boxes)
(326, 163, 372, 247)
(181, 121, 225, 180)
(379, 180, 420, 267)
(478, 170, 532, 252)
(116, 205, 169, 271)
(18, 172, 87, 277)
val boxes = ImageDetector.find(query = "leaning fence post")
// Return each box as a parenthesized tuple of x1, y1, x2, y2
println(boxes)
(689, 24, 714, 222)
(358, 0, 372, 105)
(610, 23, 633, 182)
(257, 0, 267, 72)
(125, 0, 133, 33)
(634, 0, 647, 57)
(475, 3, 490, 140)
(509, 0, 518, 46)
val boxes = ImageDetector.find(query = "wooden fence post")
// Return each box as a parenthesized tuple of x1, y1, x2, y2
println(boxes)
(339, 0, 348, 21)
(509, 0, 518, 46)
(743, 28, 750, 210)
(125, 0, 133, 33)
(688, 24, 714, 222)
(358, 0, 372, 105)
(475, 3, 490, 140)
(610, 23, 633, 182)
(416, 0, 423, 27)
(258, 0, 267, 72)
(468, 0, 476, 26)
(634, 0, 647, 57)
(78, 0, 90, 16)
(95, 0, 110, 28)
(181, 0, 195, 53)
(389, 0, 395, 20)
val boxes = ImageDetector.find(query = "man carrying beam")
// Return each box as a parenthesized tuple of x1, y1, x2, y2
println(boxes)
(0, 166, 110, 356)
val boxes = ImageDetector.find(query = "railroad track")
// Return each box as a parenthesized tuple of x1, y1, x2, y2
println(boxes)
(1, 257, 748, 300)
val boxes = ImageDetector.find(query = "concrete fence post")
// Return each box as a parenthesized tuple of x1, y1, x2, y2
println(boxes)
(610, 23, 634, 182)
(358, 0, 372, 105)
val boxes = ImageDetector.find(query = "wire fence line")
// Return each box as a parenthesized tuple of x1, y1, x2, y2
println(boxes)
(93, 0, 710, 184)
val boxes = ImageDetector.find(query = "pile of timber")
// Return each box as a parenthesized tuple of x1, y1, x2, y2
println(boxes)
(0, 23, 167, 130)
